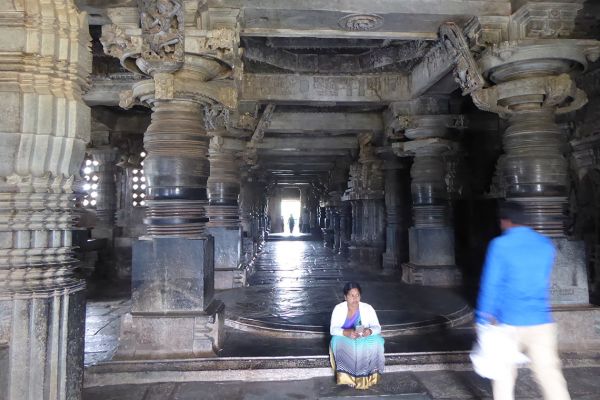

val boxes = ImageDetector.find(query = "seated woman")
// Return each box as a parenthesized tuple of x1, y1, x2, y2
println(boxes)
(329, 282, 385, 389)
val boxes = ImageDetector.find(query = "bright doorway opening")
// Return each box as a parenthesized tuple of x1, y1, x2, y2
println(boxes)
(281, 199, 301, 235)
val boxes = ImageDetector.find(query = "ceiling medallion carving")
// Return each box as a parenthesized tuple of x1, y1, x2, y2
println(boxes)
(338, 14, 384, 31)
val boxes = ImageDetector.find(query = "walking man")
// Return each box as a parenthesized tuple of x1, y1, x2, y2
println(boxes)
(476, 201, 571, 400)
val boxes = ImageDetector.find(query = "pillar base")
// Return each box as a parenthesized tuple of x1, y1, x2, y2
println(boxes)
(402, 263, 462, 287)
(553, 305, 600, 351)
(209, 226, 243, 290)
(382, 252, 400, 272)
(115, 300, 224, 359)
(551, 238, 589, 305)
(215, 269, 247, 289)
(323, 228, 334, 248)
(409, 227, 455, 266)
(349, 245, 383, 267)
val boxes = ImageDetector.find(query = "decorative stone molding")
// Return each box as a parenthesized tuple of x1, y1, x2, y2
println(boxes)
(463, 16, 509, 51)
(472, 73, 588, 117)
(510, 2, 583, 40)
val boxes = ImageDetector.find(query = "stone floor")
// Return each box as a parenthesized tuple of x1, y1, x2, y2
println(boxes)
(83, 366, 600, 399)
(83, 239, 600, 398)
(84, 239, 474, 365)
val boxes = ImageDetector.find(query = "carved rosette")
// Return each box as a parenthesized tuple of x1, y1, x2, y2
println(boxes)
(472, 41, 599, 236)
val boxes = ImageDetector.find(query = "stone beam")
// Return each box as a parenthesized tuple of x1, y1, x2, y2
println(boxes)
(242, 73, 409, 104)
(257, 136, 357, 150)
(84, 79, 136, 106)
(236, 1, 510, 40)
(409, 42, 457, 98)
(267, 112, 383, 134)
(258, 148, 351, 157)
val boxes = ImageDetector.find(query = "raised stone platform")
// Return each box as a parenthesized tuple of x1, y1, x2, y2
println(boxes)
(216, 282, 472, 338)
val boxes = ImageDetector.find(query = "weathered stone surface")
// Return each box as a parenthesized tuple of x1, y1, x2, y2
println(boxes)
(131, 237, 214, 313)
(242, 73, 409, 104)
(551, 239, 589, 305)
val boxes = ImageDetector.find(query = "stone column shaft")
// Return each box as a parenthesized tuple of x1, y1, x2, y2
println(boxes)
(144, 100, 210, 238)
(208, 140, 243, 289)
(0, 1, 90, 398)
(382, 161, 411, 271)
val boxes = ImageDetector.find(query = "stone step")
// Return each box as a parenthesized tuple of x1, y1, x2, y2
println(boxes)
(83, 351, 600, 389)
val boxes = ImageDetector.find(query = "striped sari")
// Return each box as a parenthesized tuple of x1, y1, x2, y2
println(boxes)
(329, 311, 385, 389)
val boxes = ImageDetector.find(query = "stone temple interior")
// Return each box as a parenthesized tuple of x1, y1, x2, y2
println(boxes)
(2, 0, 600, 399)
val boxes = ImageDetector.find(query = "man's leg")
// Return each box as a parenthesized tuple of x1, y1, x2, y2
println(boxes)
(518, 324, 571, 400)
(492, 363, 517, 400)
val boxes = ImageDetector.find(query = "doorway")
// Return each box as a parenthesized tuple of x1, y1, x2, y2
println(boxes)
(281, 199, 301, 235)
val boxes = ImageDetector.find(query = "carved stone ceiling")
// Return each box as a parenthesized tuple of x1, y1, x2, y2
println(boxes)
(79, 0, 600, 185)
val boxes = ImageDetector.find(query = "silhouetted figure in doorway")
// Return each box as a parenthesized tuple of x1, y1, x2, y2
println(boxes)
(288, 214, 295, 234)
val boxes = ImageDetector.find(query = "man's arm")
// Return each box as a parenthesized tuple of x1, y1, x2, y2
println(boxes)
(476, 241, 502, 324)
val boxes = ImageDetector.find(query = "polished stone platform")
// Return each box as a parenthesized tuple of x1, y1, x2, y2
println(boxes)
(217, 240, 472, 337)
(218, 283, 471, 337)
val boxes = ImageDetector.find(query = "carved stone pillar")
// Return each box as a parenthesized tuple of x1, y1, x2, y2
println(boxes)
(207, 133, 245, 289)
(0, 1, 90, 398)
(89, 147, 120, 238)
(326, 164, 347, 250)
(343, 134, 385, 268)
(339, 202, 352, 256)
(472, 41, 595, 304)
(100, 2, 241, 358)
(88, 145, 121, 280)
(380, 151, 411, 272)
(392, 98, 463, 286)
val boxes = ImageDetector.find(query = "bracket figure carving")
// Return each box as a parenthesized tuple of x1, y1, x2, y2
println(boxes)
(140, 0, 184, 62)
(440, 22, 485, 96)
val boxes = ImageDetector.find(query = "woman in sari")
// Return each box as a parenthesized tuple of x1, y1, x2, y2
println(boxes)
(329, 282, 385, 389)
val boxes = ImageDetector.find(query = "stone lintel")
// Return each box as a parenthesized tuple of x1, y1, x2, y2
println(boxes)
(256, 136, 357, 150)
(232, 0, 510, 15)
(267, 112, 383, 134)
(241, 73, 409, 104)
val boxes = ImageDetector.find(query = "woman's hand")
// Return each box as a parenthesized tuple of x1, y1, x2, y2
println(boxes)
(363, 328, 372, 337)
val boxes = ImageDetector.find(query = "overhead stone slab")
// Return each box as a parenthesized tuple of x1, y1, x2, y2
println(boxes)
(234, 0, 510, 40)
(242, 73, 409, 104)
(267, 112, 383, 134)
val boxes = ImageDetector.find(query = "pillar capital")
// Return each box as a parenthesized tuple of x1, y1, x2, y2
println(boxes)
(101, 1, 240, 110)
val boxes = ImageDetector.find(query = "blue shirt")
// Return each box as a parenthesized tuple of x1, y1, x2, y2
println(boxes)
(476, 226, 555, 326)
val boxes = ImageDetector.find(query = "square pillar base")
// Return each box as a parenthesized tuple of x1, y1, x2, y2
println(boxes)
(402, 263, 462, 287)
(209, 226, 243, 290)
(115, 300, 225, 359)
(349, 245, 383, 268)
(553, 306, 600, 351)
(409, 227, 455, 266)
